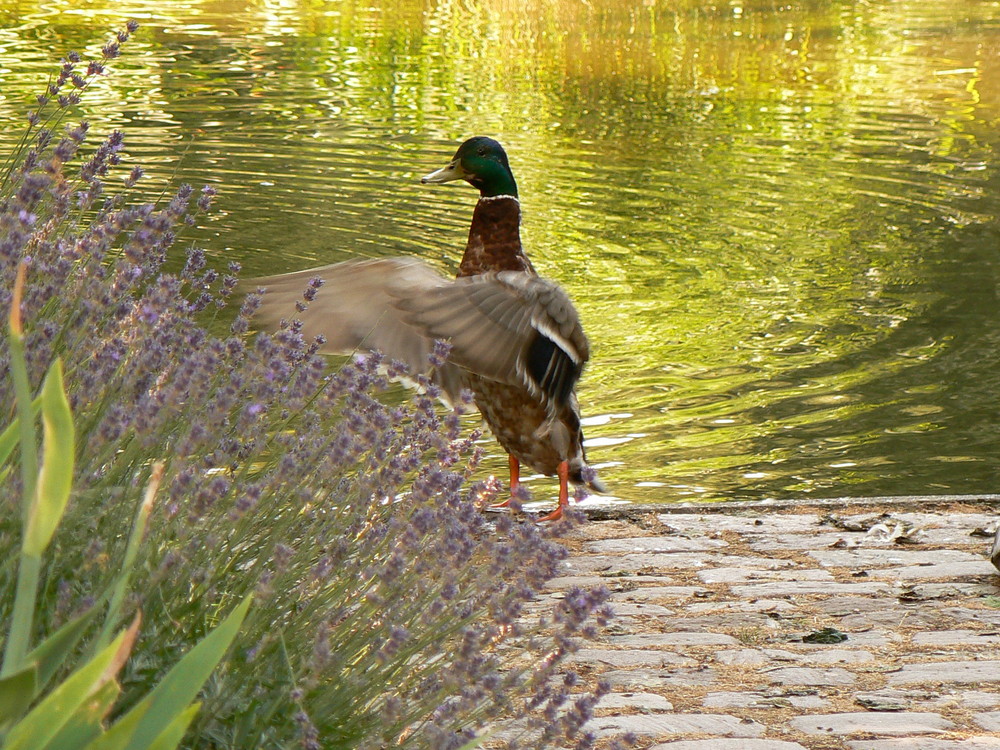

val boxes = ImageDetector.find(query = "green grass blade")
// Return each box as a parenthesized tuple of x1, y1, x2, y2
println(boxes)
(0, 663, 37, 726)
(95, 463, 163, 654)
(24, 359, 75, 557)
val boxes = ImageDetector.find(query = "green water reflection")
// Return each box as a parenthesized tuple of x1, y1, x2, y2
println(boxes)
(1, 0, 997, 505)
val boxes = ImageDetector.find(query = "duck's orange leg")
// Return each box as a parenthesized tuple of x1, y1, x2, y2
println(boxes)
(490, 454, 521, 509)
(535, 461, 569, 523)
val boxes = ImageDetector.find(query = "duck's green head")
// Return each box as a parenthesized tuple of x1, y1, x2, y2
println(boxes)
(421, 136, 518, 199)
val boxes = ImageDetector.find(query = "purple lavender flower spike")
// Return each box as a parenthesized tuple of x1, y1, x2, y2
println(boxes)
(0, 31, 619, 749)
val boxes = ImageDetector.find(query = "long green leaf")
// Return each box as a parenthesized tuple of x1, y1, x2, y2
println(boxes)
(2, 262, 38, 678)
(0, 396, 41, 468)
(43, 680, 120, 750)
(141, 704, 200, 750)
(0, 663, 37, 726)
(3, 629, 128, 750)
(25, 605, 100, 693)
(3, 554, 41, 680)
(92, 596, 251, 750)
(24, 358, 75, 557)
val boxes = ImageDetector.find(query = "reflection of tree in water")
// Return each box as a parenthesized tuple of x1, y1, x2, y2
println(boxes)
(711, 217, 1000, 500)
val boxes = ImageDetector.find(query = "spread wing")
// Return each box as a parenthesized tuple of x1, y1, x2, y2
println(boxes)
(247, 258, 589, 411)
(246, 258, 465, 398)
(391, 271, 589, 412)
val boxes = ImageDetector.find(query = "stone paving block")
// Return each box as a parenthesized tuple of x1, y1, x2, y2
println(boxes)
(846, 739, 1000, 749)
(610, 632, 741, 647)
(830, 511, 998, 535)
(649, 740, 809, 750)
(912, 629, 1000, 647)
(888, 660, 1000, 685)
(483, 720, 541, 745)
(799, 647, 877, 665)
(610, 585, 707, 602)
(606, 602, 675, 617)
(545, 574, 677, 590)
(563, 552, 711, 577)
(595, 691, 674, 712)
(716, 648, 788, 666)
(567, 648, 696, 668)
(586, 537, 728, 555)
(657, 613, 786, 631)
(717, 647, 876, 666)
(705, 554, 803, 570)
(917, 527, 999, 546)
(602, 667, 719, 689)
(816, 594, 897, 615)
(809, 549, 984, 567)
(934, 690, 1000, 709)
(566, 552, 789, 573)
(748, 531, 873, 551)
(864, 561, 997, 580)
(853, 688, 1000, 711)
(658, 513, 823, 534)
(789, 711, 954, 735)
(686, 598, 798, 615)
(899, 582, 998, 600)
(764, 666, 856, 686)
(973, 711, 1000, 731)
(697, 567, 835, 585)
(562, 553, 679, 573)
(730, 580, 893, 598)
(818, 598, 948, 631)
(833, 610, 944, 633)
(583, 712, 764, 739)
(940, 606, 1000, 627)
(869, 511, 999, 530)
(702, 690, 829, 709)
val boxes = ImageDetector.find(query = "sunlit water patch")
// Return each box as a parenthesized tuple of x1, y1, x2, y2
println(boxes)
(1, 0, 998, 506)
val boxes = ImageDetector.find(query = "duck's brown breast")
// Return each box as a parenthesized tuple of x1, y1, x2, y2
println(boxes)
(458, 196, 535, 276)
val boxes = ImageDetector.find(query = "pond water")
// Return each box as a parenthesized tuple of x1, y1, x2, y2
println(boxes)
(1, 0, 998, 508)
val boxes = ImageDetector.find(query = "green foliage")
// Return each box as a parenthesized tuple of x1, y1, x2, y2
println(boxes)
(0, 261, 251, 749)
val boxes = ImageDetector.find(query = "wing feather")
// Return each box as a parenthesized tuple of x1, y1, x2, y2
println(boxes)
(247, 258, 590, 412)
(246, 258, 464, 400)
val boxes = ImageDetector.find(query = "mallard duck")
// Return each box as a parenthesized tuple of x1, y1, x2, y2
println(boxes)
(250, 137, 603, 520)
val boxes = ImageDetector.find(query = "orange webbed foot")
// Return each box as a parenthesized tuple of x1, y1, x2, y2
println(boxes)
(535, 460, 570, 523)
(489, 454, 521, 510)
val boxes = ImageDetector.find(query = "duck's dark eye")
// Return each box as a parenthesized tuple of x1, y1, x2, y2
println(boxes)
(477, 148, 487, 156)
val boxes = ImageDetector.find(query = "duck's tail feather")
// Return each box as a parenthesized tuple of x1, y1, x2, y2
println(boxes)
(568, 458, 606, 494)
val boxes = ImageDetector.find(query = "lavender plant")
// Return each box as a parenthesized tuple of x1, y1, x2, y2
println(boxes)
(0, 24, 627, 750)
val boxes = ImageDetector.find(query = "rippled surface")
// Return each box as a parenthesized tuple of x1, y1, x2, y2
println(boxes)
(1, 0, 998, 506)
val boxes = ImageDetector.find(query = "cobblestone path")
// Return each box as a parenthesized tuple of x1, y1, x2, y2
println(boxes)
(551, 500, 1000, 749)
